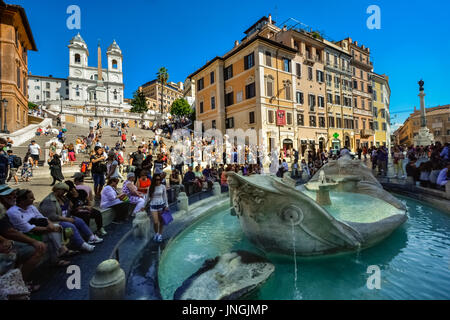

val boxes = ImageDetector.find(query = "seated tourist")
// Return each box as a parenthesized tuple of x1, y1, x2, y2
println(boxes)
(406, 158, 420, 183)
(5, 189, 72, 268)
(122, 173, 146, 215)
(39, 183, 103, 252)
(100, 177, 128, 209)
(65, 181, 106, 237)
(183, 166, 196, 196)
(436, 163, 450, 188)
(0, 186, 47, 290)
(194, 166, 207, 191)
(136, 170, 151, 195)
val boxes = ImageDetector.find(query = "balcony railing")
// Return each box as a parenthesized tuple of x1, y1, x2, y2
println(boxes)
(360, 129, 375, 137)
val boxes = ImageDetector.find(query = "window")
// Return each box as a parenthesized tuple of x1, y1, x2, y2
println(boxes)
(197, 78, 204, 91)
(344, 97, 351, 107)
(381, 109, 385, 118)
(211, 96, 215, 110)
(225, 117, 234, 129)
(308, 67, 313, 80)
(244, 52, 255, 70)
(353, 80, 358, 89)
(326, 52, 330, 65)
(360, 81, 364, 92)
(212, 120, 216, 129)
(284, 82, 291, 100)
(434, 130, 440, 136)
(374, 121, 379, 130)
(296, 63, 301, 78)
(265, 76, 273, 97)
(224, 65, 233, 80)
(334, 55, 338, 67)
(334, 76, 340, 89)
(265, 51, 272, 67)
(283, 58, 291, 72)
(268, 110, 274, 124)
(335, 95, 341, 105)
(112, 60, 118, 69)
(316, 70, 324, 83)
(326, 74, 332, 86)
(236, 91, 243, 103)
(249, 111, 255, 124)
(373, 106, 378, 117)
(76, 91, 80, 97)
(308, 94, 316, 111)
(309, 116, 316, 127)
(318, 96, 324, 108)
(362, 99, 365, 109)
(225, 92, 234, 106)
(46, 82, 50, 89)
(210, 71, 215, 84)
(327, 93, 333, 104)
(246, 82, 256, 99)
(297, 113, 304, 126)
(369, 121, 374, 130)
(336, 117, 342, 128)
(75, 54, 81, 64)
(296, 91, 304, 104)
(360, 70, 363, 79)
(352, 66, 355, 76)
(36, 95, 40, 100)
(17, 67, 21, 88)
(328, 116, 335, 128)
(354, 97, 358, 108)
(287, 112, 293, 125)
(354, 118, 359, 129)
(199, 101, 204, 113)
(319, 116, 326, 128)
(373, 90, 377, 101)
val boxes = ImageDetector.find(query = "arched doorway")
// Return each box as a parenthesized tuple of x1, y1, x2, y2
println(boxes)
(345, 135, 351, 149)
(283, 138, 293, 158)
(318, 137, 325, 151)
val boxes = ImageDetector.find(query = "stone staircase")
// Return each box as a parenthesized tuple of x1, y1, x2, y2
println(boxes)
(11, 119, 176, 178)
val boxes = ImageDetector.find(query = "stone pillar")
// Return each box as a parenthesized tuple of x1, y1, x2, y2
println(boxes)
(213, 182, 221, 196)
(177, 192, 189, 213)
(316, 185, 331, 206)
(132, 211, 150, 239)
(90, 259, 125, 300)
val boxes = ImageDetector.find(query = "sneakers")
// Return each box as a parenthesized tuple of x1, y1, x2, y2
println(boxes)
(88, 234, 104, 244)
(81, 242, 95, 252)
(97, 228, 107, 236)
(153, 233, 163, 243)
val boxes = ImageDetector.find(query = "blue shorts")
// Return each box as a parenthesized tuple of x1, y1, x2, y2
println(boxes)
(92, 173, 105, 187)
(150, 203, 165, 212)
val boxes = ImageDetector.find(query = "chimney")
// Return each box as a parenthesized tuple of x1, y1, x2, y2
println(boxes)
(354, 41, 358, 46)
(348, 37, 352, 44)
(234, 40, 239, 48)
(414, 106, 417, 112)
(361, 45, 365, 50)
(367, 47, 370, 54)
(268, 14, 272, 24)
(283, 25, 287, 31)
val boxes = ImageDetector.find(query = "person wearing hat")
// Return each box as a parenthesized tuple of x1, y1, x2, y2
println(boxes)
(0, 186, 48, 290)
(39, 183, 103, 252)
(4, 188, 72, 269)
(122, 172, 146, 215)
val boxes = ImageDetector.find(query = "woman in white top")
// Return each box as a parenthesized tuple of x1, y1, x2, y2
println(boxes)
(100, 177, 127, 209)
(146, 174, 168, 243)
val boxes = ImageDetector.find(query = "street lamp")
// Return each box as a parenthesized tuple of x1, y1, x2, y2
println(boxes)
(59, 96, 63, 115)
(0, 99, 9, 134)
(94, 96, 98, 118)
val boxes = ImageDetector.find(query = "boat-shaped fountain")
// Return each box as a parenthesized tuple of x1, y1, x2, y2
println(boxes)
(226, 154, 407, 256)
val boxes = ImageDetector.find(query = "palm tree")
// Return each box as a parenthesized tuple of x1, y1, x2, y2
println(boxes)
(156, 67, 169, 116)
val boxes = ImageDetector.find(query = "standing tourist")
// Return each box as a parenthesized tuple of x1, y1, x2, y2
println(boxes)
(28, 140, 41, 169)
(48, 154, 64, 186)
(6, 150, 20, 185)
(0, 138, 10, 185)
(90, 146, 107, 200)
(146, 174, 168, 243)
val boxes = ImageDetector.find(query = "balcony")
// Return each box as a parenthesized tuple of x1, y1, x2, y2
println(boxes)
(352, 57, 373, 69)
(360, 129, 374, 137)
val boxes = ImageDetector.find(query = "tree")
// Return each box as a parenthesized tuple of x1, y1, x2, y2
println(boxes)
(28, 101, 37, 109)
(130, 89, 148, 113)
(170, 98, 193, 117)
(156, 67, 169, 114)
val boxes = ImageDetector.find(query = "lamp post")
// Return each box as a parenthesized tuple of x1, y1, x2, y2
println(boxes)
(60, 96, 63, 115)
(94, 96, 98, 118)
(1, 99, 9, 134)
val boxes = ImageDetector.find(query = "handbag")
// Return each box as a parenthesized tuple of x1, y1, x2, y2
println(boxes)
(161, 208, 173, 225)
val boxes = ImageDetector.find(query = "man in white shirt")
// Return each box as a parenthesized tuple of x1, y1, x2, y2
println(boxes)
(28, 141, 41, 168)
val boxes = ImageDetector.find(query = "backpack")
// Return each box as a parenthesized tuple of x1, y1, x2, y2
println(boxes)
(12, 156, 22, 168)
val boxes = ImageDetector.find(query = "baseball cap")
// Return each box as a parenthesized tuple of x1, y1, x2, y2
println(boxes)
(0, 184, 18, 196)
(73, 172, 84, 180)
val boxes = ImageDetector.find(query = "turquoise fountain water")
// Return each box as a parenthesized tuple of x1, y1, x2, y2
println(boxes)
(158, 195, 450, 300)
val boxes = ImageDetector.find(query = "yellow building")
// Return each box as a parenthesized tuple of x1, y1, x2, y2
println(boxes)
(188, 15, 298, 152)
(372, 73, 390, 147)
(139, 80, 184, 113)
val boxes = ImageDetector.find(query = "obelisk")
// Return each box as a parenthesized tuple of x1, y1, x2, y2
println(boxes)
(413, 79, 434, 146)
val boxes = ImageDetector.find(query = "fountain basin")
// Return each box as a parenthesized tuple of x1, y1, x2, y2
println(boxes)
(226, 172, 407, 256)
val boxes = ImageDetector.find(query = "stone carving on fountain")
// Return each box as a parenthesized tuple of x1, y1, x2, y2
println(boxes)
(226, 157, 407, 256)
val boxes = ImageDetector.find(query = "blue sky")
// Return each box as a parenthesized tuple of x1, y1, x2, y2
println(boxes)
(12, 0, 450, 126)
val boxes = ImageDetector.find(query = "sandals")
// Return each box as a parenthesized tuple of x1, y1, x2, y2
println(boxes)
(59, 249, 79, 259)
(53, 259, 71, 267)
